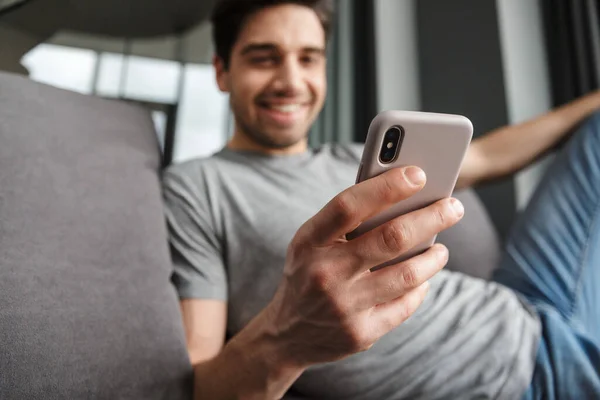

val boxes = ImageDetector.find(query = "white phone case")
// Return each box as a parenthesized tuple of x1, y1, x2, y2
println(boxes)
(347, 110, 473, 268)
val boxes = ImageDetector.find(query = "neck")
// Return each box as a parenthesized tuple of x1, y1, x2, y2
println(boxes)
(226, 128, 308, 156)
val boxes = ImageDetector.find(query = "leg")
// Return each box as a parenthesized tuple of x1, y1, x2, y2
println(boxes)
(492, 112, 600, 399)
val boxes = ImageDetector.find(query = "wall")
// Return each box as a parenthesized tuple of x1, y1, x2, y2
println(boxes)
(374, 0, 552, 239)
(496, 0, 553, 210)
(0, 23, 45, 74)
(374, 0, 420, 112)
(416, 0, 516, 239)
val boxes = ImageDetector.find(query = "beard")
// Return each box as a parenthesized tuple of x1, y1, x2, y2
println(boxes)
(234, 114, 310, 149)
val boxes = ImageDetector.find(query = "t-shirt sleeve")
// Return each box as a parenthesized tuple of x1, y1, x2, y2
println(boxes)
(162, 169, 227, 301)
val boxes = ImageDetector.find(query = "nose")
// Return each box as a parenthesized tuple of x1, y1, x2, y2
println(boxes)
(272, 56, 304, 95)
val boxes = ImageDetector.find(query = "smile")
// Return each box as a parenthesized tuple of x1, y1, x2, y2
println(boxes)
(266, 103, 303, 113)
(257, 102, 310, 126)
(260, 102, 309, 113)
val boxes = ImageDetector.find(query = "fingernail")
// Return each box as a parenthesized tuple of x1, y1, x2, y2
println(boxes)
(404, 166, 426, 186)
(451, 198, 464, 217)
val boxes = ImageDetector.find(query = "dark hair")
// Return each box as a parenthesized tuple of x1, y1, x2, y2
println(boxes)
(210, 0, 335, 69)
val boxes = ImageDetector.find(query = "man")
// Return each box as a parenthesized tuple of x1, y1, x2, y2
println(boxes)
(163, 0, 600, 398)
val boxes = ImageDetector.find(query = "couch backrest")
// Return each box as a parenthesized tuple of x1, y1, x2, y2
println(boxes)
(0, 72, 192, 399)
(437, 188, 501, 280)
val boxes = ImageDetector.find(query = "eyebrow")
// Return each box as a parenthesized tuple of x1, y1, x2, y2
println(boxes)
(240, 43, 326, 56)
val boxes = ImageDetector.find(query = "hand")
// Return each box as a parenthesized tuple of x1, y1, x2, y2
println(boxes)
(262, 166, 465, 368)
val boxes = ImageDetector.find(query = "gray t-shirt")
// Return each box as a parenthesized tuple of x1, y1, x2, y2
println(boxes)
(163, 144, 541, 400)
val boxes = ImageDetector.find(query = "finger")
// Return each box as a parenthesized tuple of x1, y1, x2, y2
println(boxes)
(369, 281, 431, 340)
(297, 167, 427, 246)
(353, 244, 448, 308)
(346, 197, 463, 271)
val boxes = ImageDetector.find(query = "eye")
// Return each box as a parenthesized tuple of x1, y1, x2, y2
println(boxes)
(250, 55, 278, 66)
(301, 54, 323, 66)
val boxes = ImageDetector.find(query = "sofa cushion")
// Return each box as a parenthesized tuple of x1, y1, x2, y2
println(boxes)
(437, 188, 501, 281)
(0, 72, 192, 399)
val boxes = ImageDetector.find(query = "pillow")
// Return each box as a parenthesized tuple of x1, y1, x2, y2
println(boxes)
(437, 188, 502, 281)
(0, 72, 192, 399)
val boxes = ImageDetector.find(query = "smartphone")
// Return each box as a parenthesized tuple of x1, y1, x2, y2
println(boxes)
(347, 110, 473, 268)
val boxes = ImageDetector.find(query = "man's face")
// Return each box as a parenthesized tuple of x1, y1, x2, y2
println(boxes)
(215, 4, 327, 150)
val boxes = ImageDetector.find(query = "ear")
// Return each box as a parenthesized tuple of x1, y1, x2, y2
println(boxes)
(213, 55, 230, 93)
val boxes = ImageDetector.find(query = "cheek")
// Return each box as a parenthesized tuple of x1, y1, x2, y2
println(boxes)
(309, 74, 327, 105)
(233, 74, 272, 107)
(242, 69, 272, 91)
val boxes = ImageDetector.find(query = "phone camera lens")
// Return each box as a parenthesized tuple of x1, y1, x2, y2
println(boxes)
(379, 126, 404, 164)
(385, 129, 400, 141)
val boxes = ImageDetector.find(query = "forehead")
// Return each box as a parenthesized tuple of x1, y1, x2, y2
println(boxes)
(234, 4, 326, 52)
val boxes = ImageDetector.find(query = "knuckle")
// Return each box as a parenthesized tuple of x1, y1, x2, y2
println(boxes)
(381, 221, 410, 253)
(379, 173, 400, 203)
(406, 287, 428, 316)
(433, 203, 449, 227)
(332, 193, 359, 224)
(287, 238, 309, 261)
(400, 263, 420, 288)
(346, 326, 372, 353)
(381, 277, 399, 299)
(387, 297, 422, 328)
(394, 302, 413, 324)
(287, 238, 301, 257)
(381, 309, 404, 332)
(388, 168, 408, 187)
(309, 267, 333, 292)
(309, 268, 348, 314)
(330, 300, 349, 321)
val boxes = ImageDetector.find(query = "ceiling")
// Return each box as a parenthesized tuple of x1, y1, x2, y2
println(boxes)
(2, 0, 218, 38)
(0, 0, 29, 16)
(0, 0, 219, 72)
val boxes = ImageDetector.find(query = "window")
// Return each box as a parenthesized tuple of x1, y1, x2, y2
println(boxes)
(173, 64, 230, 163)
(21, 43, 229, 164)
(21, 44, 97, 94)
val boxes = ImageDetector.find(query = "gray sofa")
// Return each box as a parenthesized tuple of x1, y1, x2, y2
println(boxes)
(0, 71, 193, 399)
(0, 71, 501, 398)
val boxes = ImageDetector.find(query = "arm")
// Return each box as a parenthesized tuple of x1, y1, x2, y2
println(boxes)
(163, 171, 304, 399)
(457, 90, 600, 189)
(189, 301, 306, 400)
(182, 299, 304, 400)
(187, 167, 464, 400)
(180, 299, 227, 365)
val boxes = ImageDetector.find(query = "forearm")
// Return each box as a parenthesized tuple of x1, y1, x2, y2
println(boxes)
(193, 309, 305, 400)
(459, 90, 600, 188)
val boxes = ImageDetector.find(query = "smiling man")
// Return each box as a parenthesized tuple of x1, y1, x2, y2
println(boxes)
(162, 1, 600, 399)
(214, 1, 327, 153)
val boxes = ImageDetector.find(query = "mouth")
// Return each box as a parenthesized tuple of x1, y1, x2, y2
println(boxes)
(265, 103, 304, 113)
(257, 101, 311, 126)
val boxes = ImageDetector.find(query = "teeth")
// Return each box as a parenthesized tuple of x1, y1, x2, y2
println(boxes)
(270, 104, 301, 113)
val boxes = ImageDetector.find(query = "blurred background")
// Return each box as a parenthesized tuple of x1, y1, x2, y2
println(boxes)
(1, 0, 599, 239)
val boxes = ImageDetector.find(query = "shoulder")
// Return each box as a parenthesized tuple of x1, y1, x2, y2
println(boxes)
(164, 152, 219, 178)
(317, 142, 364, 165)
(161, 152, 230, 200)
(163, 148, 237, 184)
